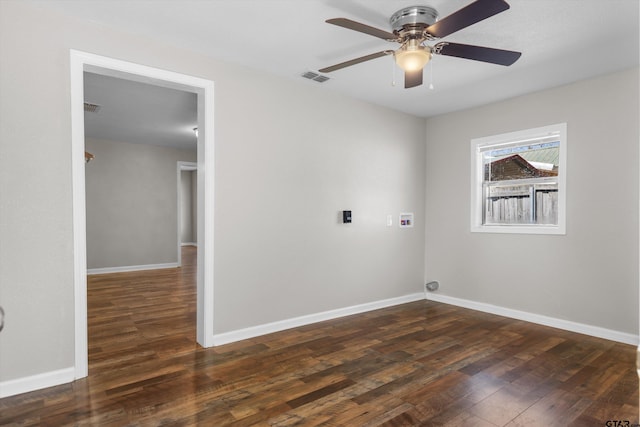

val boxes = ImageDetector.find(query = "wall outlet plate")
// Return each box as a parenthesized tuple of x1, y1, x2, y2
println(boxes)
(399, 212, 414, 228)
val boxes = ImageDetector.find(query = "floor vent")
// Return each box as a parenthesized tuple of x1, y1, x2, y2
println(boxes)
(84, 102, 101, 113)
(301, 71, 330, 83)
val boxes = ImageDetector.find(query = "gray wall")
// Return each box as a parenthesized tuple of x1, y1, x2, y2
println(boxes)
(0, 1, 426, 383)
(424, 68, 639, 336)
(214, 94, 426, 332)
(85, 138, 196, 269)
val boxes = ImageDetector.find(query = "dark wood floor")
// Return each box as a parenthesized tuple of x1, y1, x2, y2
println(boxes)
(1, 246, 638, 426)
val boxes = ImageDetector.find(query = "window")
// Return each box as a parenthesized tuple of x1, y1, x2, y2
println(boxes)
(470, 123, 566, 234)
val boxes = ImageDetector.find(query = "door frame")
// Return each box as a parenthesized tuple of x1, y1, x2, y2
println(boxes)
(70, 50, 215, 379)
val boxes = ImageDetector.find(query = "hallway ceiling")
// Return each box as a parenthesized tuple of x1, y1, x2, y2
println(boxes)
(84, 73, 198, 149)
(31, 0, 639, 129)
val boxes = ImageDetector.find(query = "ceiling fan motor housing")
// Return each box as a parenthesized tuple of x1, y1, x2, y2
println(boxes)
(390, 5, 438, 35)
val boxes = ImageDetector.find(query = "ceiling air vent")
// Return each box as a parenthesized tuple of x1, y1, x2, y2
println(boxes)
(84, 102, 101, 113)
(301, 71, 330, 83)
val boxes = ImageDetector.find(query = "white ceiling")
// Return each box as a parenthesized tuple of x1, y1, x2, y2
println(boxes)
(84, 73, 198, 149)
(30, 0, 639, 146)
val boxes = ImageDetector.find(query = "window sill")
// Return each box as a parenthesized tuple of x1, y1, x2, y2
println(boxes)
(471, 224, 566, 235)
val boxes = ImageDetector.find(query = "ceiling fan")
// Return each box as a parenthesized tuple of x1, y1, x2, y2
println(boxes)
(319, 0, 521, 89)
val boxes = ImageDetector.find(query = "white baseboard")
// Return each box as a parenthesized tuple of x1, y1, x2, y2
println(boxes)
(212, 293, 425, 346)
(425, 292, 639, 346)
(0, 367, 74, 398)
(87, 262, 179, 275)
(6, 292, 631, 398)
(181, 242, 197, 247)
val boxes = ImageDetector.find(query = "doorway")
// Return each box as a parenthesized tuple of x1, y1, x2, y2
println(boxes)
(70, 50, 215, 379)
(178, 161, 198, 267)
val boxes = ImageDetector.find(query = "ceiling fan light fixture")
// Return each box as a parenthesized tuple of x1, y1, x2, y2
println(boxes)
(395, 42, 431, 72)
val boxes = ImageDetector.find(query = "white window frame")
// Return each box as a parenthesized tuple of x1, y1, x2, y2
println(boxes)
(470, 123, 567, 235)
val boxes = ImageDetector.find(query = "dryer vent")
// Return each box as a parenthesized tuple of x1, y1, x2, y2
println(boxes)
(425, 281, 439, 292)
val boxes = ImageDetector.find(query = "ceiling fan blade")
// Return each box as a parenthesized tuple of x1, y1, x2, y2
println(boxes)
(426, 0, 510, 38)
(405, 70, 423, 89)
(434, 42, 521, 66)
(326, 18, 397, 41)
(319, 51, 390, 73)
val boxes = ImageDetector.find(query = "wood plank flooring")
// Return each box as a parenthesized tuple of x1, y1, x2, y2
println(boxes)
(1, 246, 638, 426)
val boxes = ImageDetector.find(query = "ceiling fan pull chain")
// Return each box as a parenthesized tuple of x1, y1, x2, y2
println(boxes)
(391, 56, 397, 87)
(429, 60, 434, 90)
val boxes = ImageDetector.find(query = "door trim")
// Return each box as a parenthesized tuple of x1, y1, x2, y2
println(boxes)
(70, 50, 215, 379)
